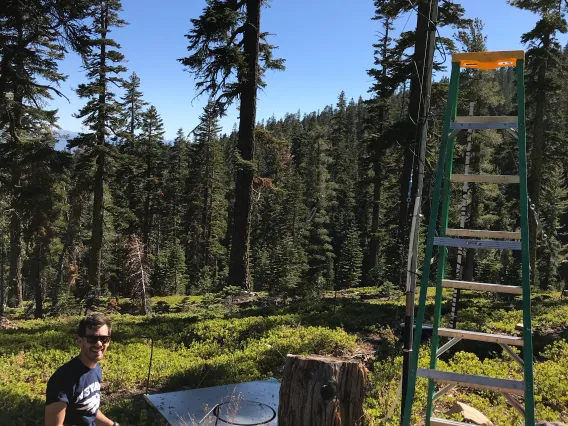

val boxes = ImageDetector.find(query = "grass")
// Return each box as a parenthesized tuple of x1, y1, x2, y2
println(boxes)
(1, 288, 567, 425)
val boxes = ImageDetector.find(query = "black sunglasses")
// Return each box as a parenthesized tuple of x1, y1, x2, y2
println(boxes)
(82, 335, 111, 344)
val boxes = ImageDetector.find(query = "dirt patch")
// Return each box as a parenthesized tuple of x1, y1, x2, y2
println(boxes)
(0, 316, 18, 329)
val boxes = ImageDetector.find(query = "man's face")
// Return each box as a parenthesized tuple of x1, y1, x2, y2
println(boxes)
(78, 325, 111, 364)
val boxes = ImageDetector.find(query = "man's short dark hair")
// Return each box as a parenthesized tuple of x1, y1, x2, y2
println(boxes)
(77, 313, 112, 336)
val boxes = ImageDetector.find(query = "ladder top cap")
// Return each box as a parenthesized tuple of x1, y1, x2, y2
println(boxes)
(452, 50, 525, 70)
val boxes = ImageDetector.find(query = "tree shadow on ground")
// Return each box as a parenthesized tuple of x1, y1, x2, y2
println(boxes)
(0, 314, 205, 356)
(105, 394, 169, 426)
(0, 385, 168, 426)
(0, 388, 44, 426)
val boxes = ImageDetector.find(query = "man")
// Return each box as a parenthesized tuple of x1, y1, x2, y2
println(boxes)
(45, 313, 119, 426)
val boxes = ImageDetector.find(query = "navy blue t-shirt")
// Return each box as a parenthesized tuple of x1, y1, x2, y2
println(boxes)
(45, 356, 102, 426)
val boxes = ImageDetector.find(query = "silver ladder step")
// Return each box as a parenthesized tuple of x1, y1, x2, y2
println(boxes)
(445, 229, 521, 240)
(451, 174, 520, 184)
(442, 279, 523, 294)
(450, 115, 518, 129)
(417, 368, 524, 395)
(430, 418, 471, 426)
(438, 328, 523, 346)
(433, 237, 521, 250)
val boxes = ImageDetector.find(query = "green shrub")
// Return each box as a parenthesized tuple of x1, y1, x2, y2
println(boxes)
(1, 290, 568, 425)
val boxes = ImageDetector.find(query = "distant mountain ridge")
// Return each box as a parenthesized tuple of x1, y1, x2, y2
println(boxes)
(54, 130, 80, 150)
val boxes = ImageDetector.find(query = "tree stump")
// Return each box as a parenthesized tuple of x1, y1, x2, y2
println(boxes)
(278, 354, 367, 426)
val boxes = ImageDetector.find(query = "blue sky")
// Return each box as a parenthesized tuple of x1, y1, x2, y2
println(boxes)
(49, 0, 568, 140)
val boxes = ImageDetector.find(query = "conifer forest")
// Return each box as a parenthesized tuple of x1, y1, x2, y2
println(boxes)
(2, 0, 567, 315)
(3, 0, 568, 425)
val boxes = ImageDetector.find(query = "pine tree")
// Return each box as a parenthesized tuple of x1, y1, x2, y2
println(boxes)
(0, 0, 91, 307)
(52, 175, 88, 305)
(120, 72, 147, 148)
(453, 20, 505, 278)
(108, 72, 147, 240)
(329, 92, 360, 288)
(445, 19, 513, 326)
(152, 242, 187, 296)
(19, 137, 70, 318)
(509, 0, 568, 288)
(72, 0, 127, 304)
(365, 1, 402, 283)
(186, 102, 228, 292)
(303, 124, 334, 292)
(158, 129, 191, 294)
(335, 223, 363, 290)
(138, 105, 166, 255)
(0, 1, 91, 127)
(194, 101, 222, 272)
(353, 97, 372, 281)
(179, 0, 285, 290)
(168, 129, 190, 243)
(0, 223, 6, 317)
(250, 127, 307, 298)
(272, 175, 308, 299)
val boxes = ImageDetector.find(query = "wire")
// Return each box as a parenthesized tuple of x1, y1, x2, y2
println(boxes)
(407, 0, 448, 65)
(400, 7, 415, 36)
(393, 139, 434, 178)
(398, 0, 436, 287)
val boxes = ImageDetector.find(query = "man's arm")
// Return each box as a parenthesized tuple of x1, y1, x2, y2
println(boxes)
(45, 402, 66, 426)
(95, 409, 116, 426)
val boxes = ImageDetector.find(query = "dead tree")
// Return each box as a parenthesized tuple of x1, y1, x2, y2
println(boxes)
(125, 235, 151, 314)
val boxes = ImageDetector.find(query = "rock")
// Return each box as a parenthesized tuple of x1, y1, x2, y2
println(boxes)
(446, 401, 494, 426)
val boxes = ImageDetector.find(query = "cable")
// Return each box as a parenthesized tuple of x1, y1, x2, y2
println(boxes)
(407, 0, 448, 65)
(400, 7, 415, 36)
(398, 0, 435, 288)
(394, 139, 434, 177)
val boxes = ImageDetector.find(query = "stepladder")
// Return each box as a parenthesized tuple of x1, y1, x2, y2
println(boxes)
(401, 50, 536, 426)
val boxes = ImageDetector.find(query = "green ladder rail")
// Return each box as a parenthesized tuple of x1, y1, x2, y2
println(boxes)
(402, 50, 535, 426)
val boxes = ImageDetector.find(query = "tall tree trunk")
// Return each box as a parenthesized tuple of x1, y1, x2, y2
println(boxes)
(529, 34, 549, 290)
(89, 152, 105, 300)
(228, 0, 260, 290)
(449, 102, 475, 329)
(397, 0, 432, 286)
(143, 128, 153, 254)
(399, 80, 407, 120)
(367, 146, 383, 281)
(88, 4, 108, 305)
(34, 243, 44, 319)
(203, 141, 213, 269)
(463, 185, 478, 282)
(366, 17, 391, 283)
(54, 192, 83, 304)
(8, 192, 23, 307)
(155, 217, 160, 256)
(0, 232, 5, 316)
(7, 23, 24, 308)
(130, 100, 135, 140)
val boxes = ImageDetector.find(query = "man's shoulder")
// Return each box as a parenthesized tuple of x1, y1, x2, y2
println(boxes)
(45, 357, 78, 406)
(47, 356, 86, 387)
(49, 356, 78, 376)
